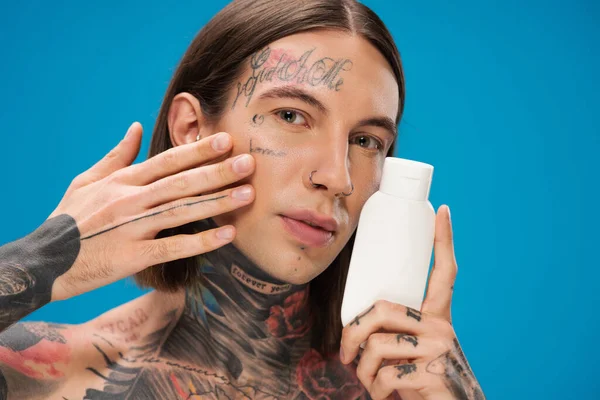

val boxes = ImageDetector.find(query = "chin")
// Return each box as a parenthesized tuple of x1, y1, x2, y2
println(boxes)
(272, 242, 341, 285)
(231, 213, 346, 283)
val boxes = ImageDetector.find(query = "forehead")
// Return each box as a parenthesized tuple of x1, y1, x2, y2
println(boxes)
(235, 30, 399, 121)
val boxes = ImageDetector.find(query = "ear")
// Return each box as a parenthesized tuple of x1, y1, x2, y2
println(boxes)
(167, 92, 214, 147)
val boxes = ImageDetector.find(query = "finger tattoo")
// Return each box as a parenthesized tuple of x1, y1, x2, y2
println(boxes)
(395, 364, 417, 379)
(396, 333, 418, 347)
(349, 305, 375, 326)
(406, 307, 422, 322)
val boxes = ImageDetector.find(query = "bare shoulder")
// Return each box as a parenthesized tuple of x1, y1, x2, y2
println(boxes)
(0, 290, 184, 399)
(82, 289, 183, 346)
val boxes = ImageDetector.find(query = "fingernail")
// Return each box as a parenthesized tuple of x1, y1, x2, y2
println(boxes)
(233, 154, 252, 174)
(339, 347, 345, 363)
(212, 133, 230, 151)
(216, 226, 234, 240)
(447, 205, 451, 222)
(232, 186, 252, 201)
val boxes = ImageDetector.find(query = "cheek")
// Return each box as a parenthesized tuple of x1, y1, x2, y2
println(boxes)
(347, 169, 382, 223)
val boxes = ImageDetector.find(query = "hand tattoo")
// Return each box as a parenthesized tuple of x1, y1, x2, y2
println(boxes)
(426, 338, 485, 400)
(395, 363, 417, 379)
(406, 307, 422, 322)
(349, 305, 375, 327)
(395, 333, 418, 348)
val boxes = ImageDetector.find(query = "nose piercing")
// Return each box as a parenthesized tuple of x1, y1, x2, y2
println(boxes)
(340, 183, 354, 197)
(309, 170, 353, 197)
(309, 170, 321, 188)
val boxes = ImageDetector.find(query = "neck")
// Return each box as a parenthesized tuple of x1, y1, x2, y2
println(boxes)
(164, 218, 313, 386)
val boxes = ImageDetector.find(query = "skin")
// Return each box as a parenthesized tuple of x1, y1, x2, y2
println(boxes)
(0, 31, 484, 399)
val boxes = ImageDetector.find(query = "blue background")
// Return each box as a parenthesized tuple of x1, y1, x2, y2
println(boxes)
(1, 1, 598, 398)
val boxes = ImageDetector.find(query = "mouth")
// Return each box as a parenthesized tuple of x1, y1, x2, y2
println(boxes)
(279, 216, 335, 248)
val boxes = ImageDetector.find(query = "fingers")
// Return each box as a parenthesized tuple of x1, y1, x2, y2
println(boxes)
(368, 362, 422, 399)
(136, 224, 237, 269)
(356, 333, 422, 385)
(126, 131, 234, 186)
(341, 300, 433, 365)
(356, 333, 451, 393)
(422, 204, 457, 319)
(367, 362, 450, 400)
(141, 153, 255, 209)
(71, 122, 143, 189)
(143, 185, 255, 233)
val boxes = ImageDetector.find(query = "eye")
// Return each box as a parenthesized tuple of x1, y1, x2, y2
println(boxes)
(350, 135, 383, 151)
(277, 110, 307, 126)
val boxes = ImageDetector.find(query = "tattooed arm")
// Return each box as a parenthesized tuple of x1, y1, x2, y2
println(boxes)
(0, 216, 81, 333)
(0, 124, 256, 332)
(0, 322, 76, 399)
(0, 290, 179, 400)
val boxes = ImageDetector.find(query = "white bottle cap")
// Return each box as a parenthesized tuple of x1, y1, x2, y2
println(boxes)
(379, 157, 433, 201)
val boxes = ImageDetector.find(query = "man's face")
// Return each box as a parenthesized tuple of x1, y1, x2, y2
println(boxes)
(210, 30, 399, 284)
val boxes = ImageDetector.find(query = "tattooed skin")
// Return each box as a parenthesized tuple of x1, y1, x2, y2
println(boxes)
(251, 114, 265, 126)
(395, 364, 416, 379)
(249, 138, 287, 158)
(395, 334, 418, 348)
(47, 218, 370, 400)
(349, 305, 375, 327)
(406, 307, 422, 322)
(426, 338, 485, 400)
(0, 214, 81, 332)
(232, 46, 353, 109)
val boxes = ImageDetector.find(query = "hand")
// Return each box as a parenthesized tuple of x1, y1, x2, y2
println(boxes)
(340, 205, 485, 400)
(48, 122, 256, 301)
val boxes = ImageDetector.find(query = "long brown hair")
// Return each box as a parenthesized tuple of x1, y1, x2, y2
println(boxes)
(134, 0, 405, 356)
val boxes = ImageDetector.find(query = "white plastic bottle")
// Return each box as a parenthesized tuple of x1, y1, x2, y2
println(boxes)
(341, 157, 435, 327)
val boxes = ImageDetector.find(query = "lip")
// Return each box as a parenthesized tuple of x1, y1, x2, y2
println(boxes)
(280, 209, 339, 233)
(279, 215, 335, 248)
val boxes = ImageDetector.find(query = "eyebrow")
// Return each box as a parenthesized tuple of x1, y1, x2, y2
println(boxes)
(355, 117, 398, 140)
(258, 86, 329, 115)
(258, 85, 397, 139)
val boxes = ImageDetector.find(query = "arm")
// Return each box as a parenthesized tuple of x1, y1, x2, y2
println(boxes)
(0, 123, 254, 333)
(0, 322, 72, 400)
(0, 215, 81, 332)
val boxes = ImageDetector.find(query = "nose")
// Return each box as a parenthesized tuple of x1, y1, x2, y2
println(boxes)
(305, 134, 353, 198)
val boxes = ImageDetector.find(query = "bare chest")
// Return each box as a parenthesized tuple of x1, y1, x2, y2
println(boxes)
(58, 348, 369, 400)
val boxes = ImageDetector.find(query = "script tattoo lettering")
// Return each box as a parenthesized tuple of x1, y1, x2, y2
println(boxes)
(249, 138, 287, 158)
(233, 46, 353, 108)
(406, 307, 422, 322)
(231, 264, 292, 294)
(100, 308, 149, 343)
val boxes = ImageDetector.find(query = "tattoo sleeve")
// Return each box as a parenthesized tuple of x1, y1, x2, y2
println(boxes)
(0, 322, 70, 399)
(0, 214, 81, 332)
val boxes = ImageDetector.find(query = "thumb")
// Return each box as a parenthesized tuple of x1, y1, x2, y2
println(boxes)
(71, 122, 143, 190)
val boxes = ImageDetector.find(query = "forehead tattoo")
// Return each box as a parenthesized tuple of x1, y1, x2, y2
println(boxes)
(232, 46, 354, 109)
